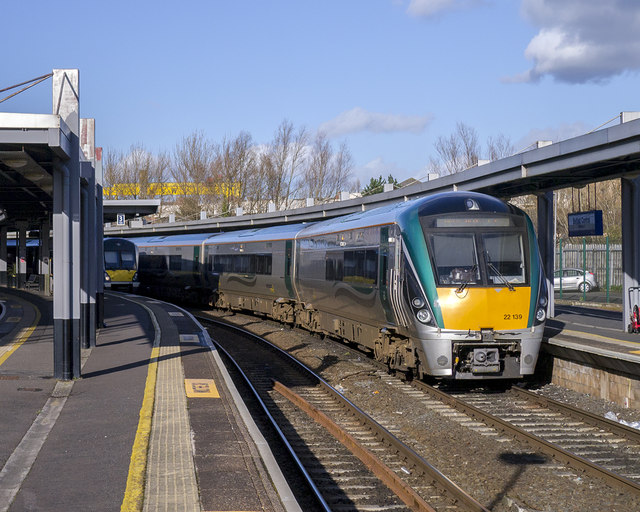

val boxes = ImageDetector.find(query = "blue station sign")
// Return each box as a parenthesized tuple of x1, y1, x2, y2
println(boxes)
(568, 210, 603, 237)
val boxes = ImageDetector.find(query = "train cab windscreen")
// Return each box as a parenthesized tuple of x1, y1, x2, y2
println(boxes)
(423, 215, 527, 287)
(104, 245, 137, 270)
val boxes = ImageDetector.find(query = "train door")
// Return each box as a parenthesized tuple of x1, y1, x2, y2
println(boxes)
(284, 239, 295, 299)
(388, 229, 411, 327)
(379, 226, 394, 323)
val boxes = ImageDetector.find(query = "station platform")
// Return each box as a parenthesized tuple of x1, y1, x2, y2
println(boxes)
(0, 289, 297, 512)
(545, 302, 640, 371)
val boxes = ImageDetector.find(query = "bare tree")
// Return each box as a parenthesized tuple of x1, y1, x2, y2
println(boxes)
(103, 148, 125, 198)
(172, 131, 217, 220)
(302, 134, 355, 202)
(103, 144, 169, 200)
(331, 141, 355, 197)
(302, 133, 332, 201)
(215, 131, 257, 215)
(487, 134, 515, 161)
(433, 122, 481, 175)
(264, 120, 308, 210)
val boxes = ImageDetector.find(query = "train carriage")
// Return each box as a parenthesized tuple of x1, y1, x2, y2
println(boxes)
(204, 224, 305, 322)
(134, 233, 217, 304)
(124, 191, 547, 380)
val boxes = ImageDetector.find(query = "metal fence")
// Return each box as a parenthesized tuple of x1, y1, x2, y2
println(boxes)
(555, 240, 622, 288)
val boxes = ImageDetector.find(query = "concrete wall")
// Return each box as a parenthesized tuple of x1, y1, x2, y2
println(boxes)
(550, 357, 639, 409)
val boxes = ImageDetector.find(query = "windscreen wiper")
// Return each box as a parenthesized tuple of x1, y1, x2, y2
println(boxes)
(488, 262, 515, 291)
(455, 265, 477, 294)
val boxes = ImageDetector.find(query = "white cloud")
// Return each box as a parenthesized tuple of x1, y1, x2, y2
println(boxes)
(319, 107, 432, 137)
(405, 0, 479, 18)
(512, 0, 640, 83)
(407, 0, 455, 17)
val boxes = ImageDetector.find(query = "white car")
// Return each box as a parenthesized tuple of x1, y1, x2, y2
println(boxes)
(553, 268, 598, 293)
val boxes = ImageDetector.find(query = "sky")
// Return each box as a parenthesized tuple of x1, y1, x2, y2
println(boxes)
(2, 0, 640, 186)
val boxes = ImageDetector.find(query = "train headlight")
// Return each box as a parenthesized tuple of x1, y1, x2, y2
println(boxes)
(411, 297, 425, 309)
(104, 271, 110, 282)
(416, 309, 432, 324)
(539, 295, 548, 307)
(133, 272, 138, 282)
(536, 308, 546, 322)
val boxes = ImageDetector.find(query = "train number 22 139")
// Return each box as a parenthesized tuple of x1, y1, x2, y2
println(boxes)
(504, 313, 523, 320)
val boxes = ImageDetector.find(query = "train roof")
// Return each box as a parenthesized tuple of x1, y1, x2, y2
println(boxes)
(124, 192, 522, 249)
(204, 223, 307, 244)
(296, 191, 519, 238)
(295, 196, 418, 238)
(130, 232, 216, 247)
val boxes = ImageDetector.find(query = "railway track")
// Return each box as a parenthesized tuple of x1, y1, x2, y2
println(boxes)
(412, 380, 640, 495)
(200, 316, 488, 512)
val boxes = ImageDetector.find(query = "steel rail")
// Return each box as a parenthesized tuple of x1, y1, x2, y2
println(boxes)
(206, 327, 332, 512)
(199, 315, 489, 512)
(513, 385, 640, 443)
(273, 380, 436, 512)
(414, 381, 640, 495)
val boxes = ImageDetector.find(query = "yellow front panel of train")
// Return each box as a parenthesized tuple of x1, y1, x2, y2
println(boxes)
(108, 269, 135, 282)
(437, 287, 531, 331)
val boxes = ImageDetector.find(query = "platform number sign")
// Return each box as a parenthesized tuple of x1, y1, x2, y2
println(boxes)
(116, 213, 125, 226)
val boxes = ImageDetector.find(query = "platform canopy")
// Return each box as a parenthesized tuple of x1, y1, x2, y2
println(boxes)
(0, 113, 72, 231)
(103, 199, 160, 224)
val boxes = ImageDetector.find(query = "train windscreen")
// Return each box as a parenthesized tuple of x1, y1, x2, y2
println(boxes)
(423, 214, 527, 287)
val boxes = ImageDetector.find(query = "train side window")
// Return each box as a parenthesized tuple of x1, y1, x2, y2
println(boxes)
(380, 254, 388, 286)
(169, 255, 181, 271)
(326, 258, 335, 281)
(255, 254, 272, 275)
(140, 254, 166, 270)
(343, 249, 376, 284)
(365, 249, 378, 284)
(325, 252, 344, 282)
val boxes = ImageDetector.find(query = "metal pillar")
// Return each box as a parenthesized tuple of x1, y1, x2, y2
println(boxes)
(16, 221, 27, 289)
(95, 148, 105, 329)
(80, 179, 90, 349)
(536, 191, 555, 318)
(52, 69, 81, 380)
(39, 218, 51, 294)
(622, 175, 640, 332)
(81, 118, 97, 347)
(0, 226, 6, 286)
(53, 160, 73, 379)
(88, 169, 97, 347)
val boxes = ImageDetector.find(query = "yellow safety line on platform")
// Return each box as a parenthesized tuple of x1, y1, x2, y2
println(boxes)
(552, 328, 640, 348)
(121, 345, 160, 512)
(0, 308, 40, 367)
